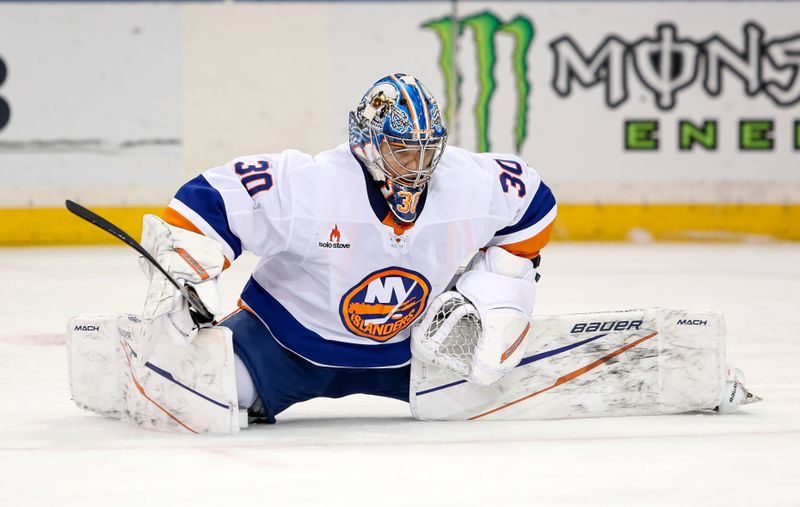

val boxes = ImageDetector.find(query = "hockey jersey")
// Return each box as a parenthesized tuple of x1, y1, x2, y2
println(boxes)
(164, 143, 557, 368)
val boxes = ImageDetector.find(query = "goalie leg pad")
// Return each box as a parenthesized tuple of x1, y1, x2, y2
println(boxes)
(68, 314, 241, 434)
(410, 308, 727, 421)
(68, 315, 128, 419)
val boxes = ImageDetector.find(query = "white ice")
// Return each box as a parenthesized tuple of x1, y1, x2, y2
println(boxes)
(1, 243, 799, 506)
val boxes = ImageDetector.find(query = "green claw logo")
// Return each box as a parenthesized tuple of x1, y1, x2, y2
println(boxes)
(423, 11, 534, 153)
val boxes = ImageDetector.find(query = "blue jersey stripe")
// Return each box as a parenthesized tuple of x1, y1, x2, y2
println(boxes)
(174, 175, 243, 258)
(494, 181, 556, 237)
(241, 278, 412, 368)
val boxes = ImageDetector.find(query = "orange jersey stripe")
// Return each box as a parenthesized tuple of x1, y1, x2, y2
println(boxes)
(162, 207, 231, 270)
(163, 206, 203, 235)
(214, 308, 241, 326)
(237, 298, 256, 315)
(215, 303, 255, 325)
(497, 221, 555, 260)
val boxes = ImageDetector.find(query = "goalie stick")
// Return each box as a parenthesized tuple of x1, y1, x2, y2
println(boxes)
(65, 199, 215, 325)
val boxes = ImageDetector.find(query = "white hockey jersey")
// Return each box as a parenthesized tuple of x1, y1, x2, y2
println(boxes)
(164, 144, 557, 368)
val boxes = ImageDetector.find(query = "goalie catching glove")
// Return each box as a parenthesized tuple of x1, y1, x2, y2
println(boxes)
(140, 214, 225, 346)
(411, 246, 537, 386)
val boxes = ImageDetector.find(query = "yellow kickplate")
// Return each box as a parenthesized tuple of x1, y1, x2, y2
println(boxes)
(552, 204, 800, 241)
(0, 206, 163, 246)
(1, 204, 798, 245)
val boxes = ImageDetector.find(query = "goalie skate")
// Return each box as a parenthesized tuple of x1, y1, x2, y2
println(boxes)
(715, 367, 763, 413)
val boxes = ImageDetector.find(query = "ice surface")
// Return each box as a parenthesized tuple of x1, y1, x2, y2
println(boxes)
(1, 244, 799, 506)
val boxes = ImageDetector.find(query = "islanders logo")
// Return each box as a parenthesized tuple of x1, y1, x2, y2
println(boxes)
(339, 267, 431, 342)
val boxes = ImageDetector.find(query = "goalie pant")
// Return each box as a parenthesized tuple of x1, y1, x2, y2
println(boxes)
(224, 308, 410, 424)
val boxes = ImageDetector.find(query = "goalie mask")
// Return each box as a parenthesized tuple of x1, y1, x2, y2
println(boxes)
(349, 73, 448, 223)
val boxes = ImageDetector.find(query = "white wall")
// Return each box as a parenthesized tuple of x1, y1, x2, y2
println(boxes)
(0, 1, 798, 208)
(0, 4, 182, 207)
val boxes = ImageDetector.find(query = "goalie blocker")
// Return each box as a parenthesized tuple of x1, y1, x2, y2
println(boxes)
(410, 307, 760, 421)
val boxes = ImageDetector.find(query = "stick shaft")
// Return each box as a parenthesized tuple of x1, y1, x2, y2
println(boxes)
(64, 200, 214, 324)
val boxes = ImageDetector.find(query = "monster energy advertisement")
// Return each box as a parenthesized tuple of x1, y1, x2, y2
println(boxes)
(424, 11, 799, 152)
(423, 12, 534, 153)
(408, 3, 800, 204)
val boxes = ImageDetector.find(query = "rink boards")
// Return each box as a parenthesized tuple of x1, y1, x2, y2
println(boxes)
(0, 1, 798, 244)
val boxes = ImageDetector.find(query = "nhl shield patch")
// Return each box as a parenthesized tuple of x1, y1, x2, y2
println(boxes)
(339, 267, 431, 342)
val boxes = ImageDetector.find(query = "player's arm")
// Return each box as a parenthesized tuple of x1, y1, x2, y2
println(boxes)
(486, 157, 557, 261)
(413, 157, 556, 386)
(140, 156, 291, 343)
(162, 155, 290, 264)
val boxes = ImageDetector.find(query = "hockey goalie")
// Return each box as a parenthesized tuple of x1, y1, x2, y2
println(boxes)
(66, 74, 760, 434)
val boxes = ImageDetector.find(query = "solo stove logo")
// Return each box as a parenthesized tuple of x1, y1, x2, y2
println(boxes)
(319, 224, 351, 249)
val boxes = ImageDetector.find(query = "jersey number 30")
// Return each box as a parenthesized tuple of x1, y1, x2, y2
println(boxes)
(234, 161, 273, 197)
(495, 159, 526, 198)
